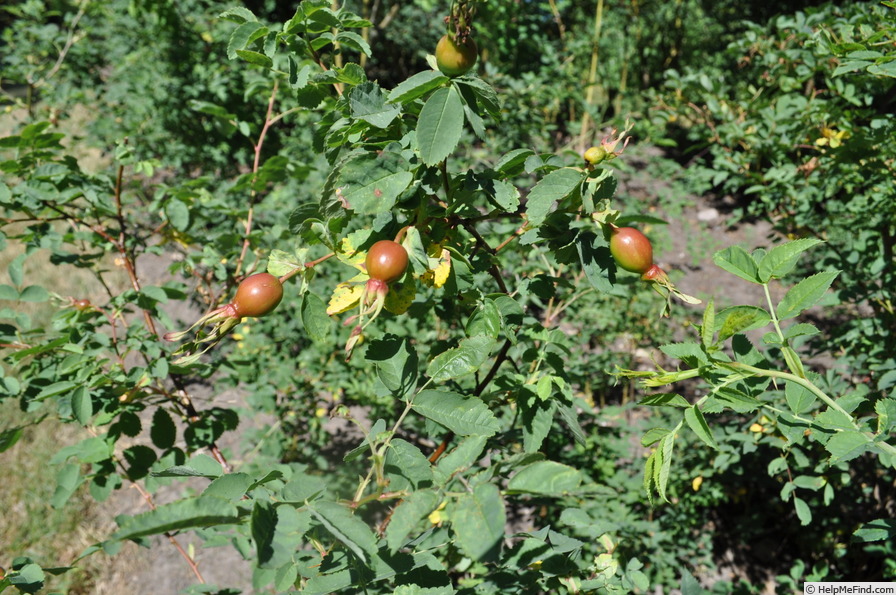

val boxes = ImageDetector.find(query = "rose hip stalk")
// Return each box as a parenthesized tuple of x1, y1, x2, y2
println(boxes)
(165, 272, 283, 365)
(344, 240, 409, 358)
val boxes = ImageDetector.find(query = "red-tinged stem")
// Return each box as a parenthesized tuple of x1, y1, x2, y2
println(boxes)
(235, 80, 280, 278)
(495, 223, 527, 253)
(279, 252, 336, 284)
(130, 481, 206, 584)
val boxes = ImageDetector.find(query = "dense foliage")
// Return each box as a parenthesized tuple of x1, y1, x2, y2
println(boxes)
(1, 1, 894, 593)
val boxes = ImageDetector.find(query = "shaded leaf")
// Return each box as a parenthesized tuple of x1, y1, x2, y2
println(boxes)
(449, 483, 505, 562)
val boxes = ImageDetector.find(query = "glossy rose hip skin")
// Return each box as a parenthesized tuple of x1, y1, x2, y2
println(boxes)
(435, 34, 478, 77)
(365, 240, 409, 283)
(231, 273, 284, 318)
(609, 227, 654, 274)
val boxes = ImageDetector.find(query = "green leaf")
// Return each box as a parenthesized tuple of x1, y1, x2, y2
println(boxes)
(7, 562, 45, 593)
(308, 500, 378, 563)
(51, 436, 112, 464)
(776, 271, 839, 320)
(655, 430, 676, 502)
(150, 408, 177, 450)
(708, 387, 761, 413)
(388, 70, 449, 105)
(281, 471, 327, 502)
(219, 6, 257, 23)
(876, 398, 896, 434)
(520, 397, 555, 453)
(365, 335, 418, 398)
(251, 500, 278, 566)
(680, 569, 702, 595)
(51, 463, 83, 509)
(782, 323, 820, 341)
(641, 427, 670, 447)
(235, 49, 273, 68)
(712, 246, 760, 284)
(266, 249, 303, 277)
(868, 60, 896, 78)
(113, 496, 239, 541)
(576, 231, 613, 292)
(659, 342, 707, 367)
(349, 82, 400, 128)
(758, 239, 823, 282)
(0, 284, 18, 300)
(18, 285, 49, 302)
(413, 390, 500, 437)
(332, 150, 413, 214)
(71, 386, 92, 426)
(525, 168, 583, 227)
(684, 405, 717, 449)
(824, 430, 872, 463)
(417, 86, 464, 166)
(36, 380, 77, 401)
(507, 461, 583, 495)
(203, 473, 253, 500)
(384, 439, 433, 491)
(336, 31, 371, 56)
(385, 489, 440, 553)
(448, 483, 505, 562)
(639, 393, 690, 408)
(300, 292, 332, 343)
(465, 298, 501, 339)
(152, 453, 223, 478)
(785, 380, 815, 415)
(228, 22, 269, 59)
(454, 77, 501, 117)
(495, 148, 535, 176)
(852, 519, 896, 543)
(426, 335, 495, 382)
(701, 298, 715, 349)
(165, 198, 191, 231)
(557, 403, 586, 446)
(0, 426, 24, 452)
(8, 253, 24, 287)
(793, 496, 812, 526)
(435, 434, 487, 479)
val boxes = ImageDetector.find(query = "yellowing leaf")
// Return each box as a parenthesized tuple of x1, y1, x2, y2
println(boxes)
(692, 476, 704, 491)
(428, 246, 451, 288)
(327, 282, 363, 315)
(337, 232, 370, 272)
(384, 277, 416, 315)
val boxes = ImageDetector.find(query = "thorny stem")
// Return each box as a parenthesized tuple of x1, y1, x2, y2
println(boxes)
(33, 0, 89, 89)
(235, 80, 280, 278)
(104, 166, 232, 471)
(723, 362, 858, 428)
(129, 480, 206, 584)
(352, 377, 435, 505)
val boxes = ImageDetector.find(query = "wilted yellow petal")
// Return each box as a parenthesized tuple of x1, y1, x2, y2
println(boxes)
(327, 282, 363, 315)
